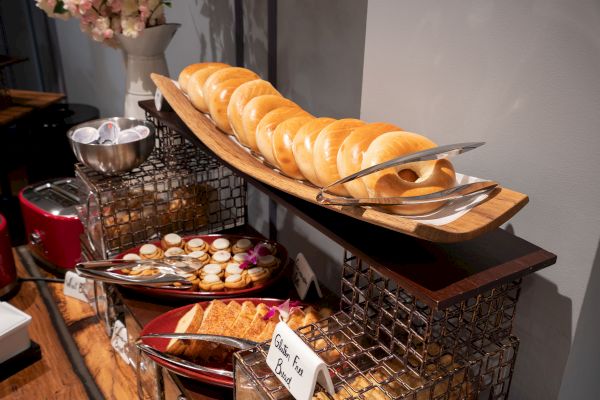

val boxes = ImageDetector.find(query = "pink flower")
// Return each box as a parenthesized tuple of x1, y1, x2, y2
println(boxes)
(263, 300, 303, 321)
(239, 243, 272, 270)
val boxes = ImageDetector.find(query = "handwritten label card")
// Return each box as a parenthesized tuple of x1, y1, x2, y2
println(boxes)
(63, 271, 90, 303)
(266, 321, 334, 400)
(293, 253, 322, 300)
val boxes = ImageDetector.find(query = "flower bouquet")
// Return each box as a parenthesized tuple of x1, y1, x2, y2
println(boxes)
(35, 0, 172, 46)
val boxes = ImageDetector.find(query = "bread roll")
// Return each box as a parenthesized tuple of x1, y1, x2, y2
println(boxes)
(313, 119, 366, 195)
(227, 80, 281, 145)
(241, 95, 298, 152)
(178, 62, 228, 94)
(208, 77, 258, 134)
(188, 65, 229, 112)
(292, 117, 336, 187)
(255, 106, 311, 166)
(202, 67, 259, 114)
(361, 131, 456, 215)
(337, 122, 402, 198)
(272, 115, 315, 179)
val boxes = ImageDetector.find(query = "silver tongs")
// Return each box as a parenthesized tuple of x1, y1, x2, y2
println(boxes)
(136, 333, 258, 378)
(75, 258, 195, 289)
(317, 142, 498, 207)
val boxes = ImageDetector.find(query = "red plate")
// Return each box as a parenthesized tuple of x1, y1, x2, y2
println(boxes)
(140, 298, 284, 387)
(115, 234, 288, 300)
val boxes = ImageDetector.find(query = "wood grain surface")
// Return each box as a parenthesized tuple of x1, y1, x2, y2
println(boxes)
(151, 73, 528, 243)
(1, 251, 88, 400)
(0, 90, 64, 127)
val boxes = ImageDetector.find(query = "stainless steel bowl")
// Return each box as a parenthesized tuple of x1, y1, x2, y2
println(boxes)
(67, 117, 155, 175)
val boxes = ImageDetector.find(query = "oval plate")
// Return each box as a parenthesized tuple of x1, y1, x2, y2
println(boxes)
(115, 234, 288, 300)
(140, 298, 285, 387)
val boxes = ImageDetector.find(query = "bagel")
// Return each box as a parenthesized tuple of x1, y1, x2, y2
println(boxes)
(227, 80, 281, 145)
(208, 77, 258, 134)
(241, 95, 298, 152)
(272, 115, 315, 179)
(178, 62, 228, 94)
(292, 117, 336, 187)
(202, 67, 259, 114)
(188, 64, 230, 112)
(337, 122, 402, 198)
(313, 118, 366, 195)
(256, 107, 311, 166)
(361, 131, 456, 215)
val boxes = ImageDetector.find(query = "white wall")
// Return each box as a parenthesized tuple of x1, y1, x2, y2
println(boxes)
(361, 1, 600, 398)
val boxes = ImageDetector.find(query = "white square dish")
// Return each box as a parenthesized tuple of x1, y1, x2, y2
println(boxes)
(0, 301, 32, 364)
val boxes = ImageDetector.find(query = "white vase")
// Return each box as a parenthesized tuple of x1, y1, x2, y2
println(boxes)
(117, 23, 180, 119)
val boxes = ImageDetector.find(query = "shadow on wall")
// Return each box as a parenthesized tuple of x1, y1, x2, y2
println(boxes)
(194, 0, 235, 63)
(243, 0, 268, 77)
(276, 207, 343, 294)
(557, 238, 600, 398)
(507, 224, 572, 399)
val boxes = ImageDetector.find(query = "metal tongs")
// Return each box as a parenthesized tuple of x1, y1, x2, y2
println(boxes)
(75, 258, 196, 289)
(136, 333, 258, 378)
(316, 142, 498, 208)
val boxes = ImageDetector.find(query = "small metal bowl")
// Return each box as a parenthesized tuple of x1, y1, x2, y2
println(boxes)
(67, 117, 155, 175)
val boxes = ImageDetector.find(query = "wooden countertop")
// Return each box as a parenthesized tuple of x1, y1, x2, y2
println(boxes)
(1, 250, 88, 399)
(1, 248, 146, 399)
(0, 89, 65, 127)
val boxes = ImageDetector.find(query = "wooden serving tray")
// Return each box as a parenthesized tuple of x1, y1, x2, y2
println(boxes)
(151, 73, 528, 243)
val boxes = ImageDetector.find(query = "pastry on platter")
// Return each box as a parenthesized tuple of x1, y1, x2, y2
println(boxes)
(231, 238, 252, 254)
(161, 233, 184, 250)
(186, 250, 210, 265)
(209, 238, 231, 253)
(185, 238, 209, 253)
(164, 300, 331, 365)
(256, 254, 278, 270)
(224, 274, 250, 290)
(246, 267, 270, 285)
(201, 264, 224, 278)
(188, 64, 230, 111)
(139, 244, 164, 260)
(312, 118, 366, 196)
(178, 62, 228, 94)
(198, 274, 225, 291)
(292, 117, 336, 187)
(224, 262, 244, 277)
(211, 250, 232, 265)
(164, 247, 185, 257)
(228, 79, 281, 144)
(272, 115, 315, 179)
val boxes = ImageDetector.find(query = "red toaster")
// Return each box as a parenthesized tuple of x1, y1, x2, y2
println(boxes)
(19, 178, 84, 270)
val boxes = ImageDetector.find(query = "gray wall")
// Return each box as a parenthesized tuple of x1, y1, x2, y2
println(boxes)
(53, 0, 236, 117)
(244, 0, 368, 292)
(360, 1, 600, 398)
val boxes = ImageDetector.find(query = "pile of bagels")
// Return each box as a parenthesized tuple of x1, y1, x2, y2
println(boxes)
(178, 62, 457, 215)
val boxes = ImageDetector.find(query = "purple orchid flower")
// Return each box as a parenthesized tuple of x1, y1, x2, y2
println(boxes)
(263, 299, 303, 321)
(239, 243, 272, 270)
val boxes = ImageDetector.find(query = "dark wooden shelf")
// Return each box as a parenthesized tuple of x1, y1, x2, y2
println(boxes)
(140, 100, 557, 309)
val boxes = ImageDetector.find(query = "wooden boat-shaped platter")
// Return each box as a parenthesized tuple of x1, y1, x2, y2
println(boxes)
(152, 73, 528, 243)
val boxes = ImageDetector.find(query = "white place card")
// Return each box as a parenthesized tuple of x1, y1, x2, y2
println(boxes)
(292, 253, 322, 300)
(110, 320, 130, 365)
(63, 271, 89, 303)
(266, 321, 334, 400)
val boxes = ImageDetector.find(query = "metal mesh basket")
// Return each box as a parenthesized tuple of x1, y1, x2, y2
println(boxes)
(233, 312, 518, 400)
(76, 119, 246, 258)
(340, 251, 520, 375)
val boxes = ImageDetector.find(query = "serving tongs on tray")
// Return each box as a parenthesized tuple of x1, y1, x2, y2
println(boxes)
(136, 333, 258, 378)
(75, 258, 196, 289)
(316, 142, 498, 209)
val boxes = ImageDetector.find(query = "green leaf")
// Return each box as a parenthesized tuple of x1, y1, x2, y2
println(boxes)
(163, 1, 172, 7)
(53, 1, 68, 14)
